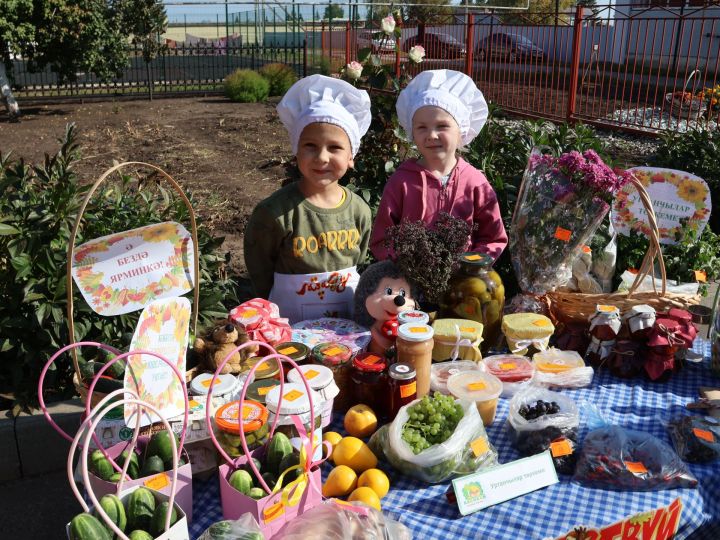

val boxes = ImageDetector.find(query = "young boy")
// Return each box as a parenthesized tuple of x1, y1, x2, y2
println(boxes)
(244, 75, 372, 323)
(370, 69, 507, 261)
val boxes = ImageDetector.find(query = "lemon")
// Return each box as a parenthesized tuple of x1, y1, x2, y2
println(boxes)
(357, 468, 390, 499)
(322, 465, 357, 497)
(323, 431, 343, 461)
(333, 436, 378, 473)
(348, 486, 381, 511)
(344, 404, 378, 438)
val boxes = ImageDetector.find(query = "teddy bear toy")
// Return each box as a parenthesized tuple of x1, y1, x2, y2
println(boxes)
(193, 318, 258, 375)
(354, 260, 418, 355)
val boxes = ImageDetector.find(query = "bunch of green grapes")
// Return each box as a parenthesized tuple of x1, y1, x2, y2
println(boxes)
(401, 393, 465, 454)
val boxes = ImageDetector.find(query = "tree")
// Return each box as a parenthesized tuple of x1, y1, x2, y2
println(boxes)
(0, 0, 167, 119)
(404, 0, 454, 26)
(323, 4, 344, 21)
(500, 0, 576, 25)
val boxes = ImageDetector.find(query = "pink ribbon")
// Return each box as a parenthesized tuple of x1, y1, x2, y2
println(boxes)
(229, 298, 292, 345)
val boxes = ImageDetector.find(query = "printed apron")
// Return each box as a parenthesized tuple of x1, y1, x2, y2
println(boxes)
(269, 267, 360, 324)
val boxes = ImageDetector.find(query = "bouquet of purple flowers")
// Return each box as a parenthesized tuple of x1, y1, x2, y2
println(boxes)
(509, 147, 630, 312)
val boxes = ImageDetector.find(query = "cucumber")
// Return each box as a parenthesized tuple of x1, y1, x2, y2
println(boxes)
(120, 450, 140, 479)
(128, 531, 153, 540)
(248, 487, 266, 500)
(69, 512, 111, 540)
(126, 487, 156, 532)
(90, 450, 114, 481)
(150, 501, 178, 536)
(240, 457, 262, 476)
(266, 432, 293, 476)
(228, 469, 253, 495)
(109, 472, 121, 483)
(278, 452, 301, 483)
(95, 494, 126, 535)
(139, 455, 165, 478)
(261, 472, 277, 490)
(146, 430, 178, 467)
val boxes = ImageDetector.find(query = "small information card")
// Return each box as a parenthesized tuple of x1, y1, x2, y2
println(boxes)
(452, 451, 558, 515)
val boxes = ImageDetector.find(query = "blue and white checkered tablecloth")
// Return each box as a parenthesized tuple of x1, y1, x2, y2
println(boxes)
(189, 339, 720, 539)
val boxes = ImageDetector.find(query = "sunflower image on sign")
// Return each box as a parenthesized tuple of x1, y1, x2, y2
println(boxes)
(611, 167, 711, 245)
(461, 482, 485, 503)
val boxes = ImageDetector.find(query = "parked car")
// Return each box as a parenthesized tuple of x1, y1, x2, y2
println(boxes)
(357, 30, 396, 54)
(402, 30, 466, 59)
(475, 32, 545, 62)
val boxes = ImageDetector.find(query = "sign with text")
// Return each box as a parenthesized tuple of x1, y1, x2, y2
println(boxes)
(612, 167, 711, 245)
(125, 297, 191, 428)
(452, 451, 558, 515)
(72, 222, 195, 316)
(552, 498, 682, 540)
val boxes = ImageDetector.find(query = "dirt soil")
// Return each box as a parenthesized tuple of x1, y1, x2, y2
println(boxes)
(1, 96, 293, 276)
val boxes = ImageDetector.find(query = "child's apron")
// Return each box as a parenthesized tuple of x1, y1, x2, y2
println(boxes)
(269, 267, 360, 324)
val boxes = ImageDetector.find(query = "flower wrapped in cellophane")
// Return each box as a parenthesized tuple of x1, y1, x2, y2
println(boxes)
(509, 147, 630, 312)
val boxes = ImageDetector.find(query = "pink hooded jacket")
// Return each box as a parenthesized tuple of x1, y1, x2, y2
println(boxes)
(370, 157, 508, 261)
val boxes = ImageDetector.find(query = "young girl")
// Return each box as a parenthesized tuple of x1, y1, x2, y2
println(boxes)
(244, 75, 372, 323)
(370, 69, 507, 261)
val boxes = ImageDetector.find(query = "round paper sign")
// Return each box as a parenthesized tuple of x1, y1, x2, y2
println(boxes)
(611, 167, 711, 245)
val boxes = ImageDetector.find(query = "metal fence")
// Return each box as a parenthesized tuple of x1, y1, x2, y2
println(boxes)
(11, 2, 720, 135)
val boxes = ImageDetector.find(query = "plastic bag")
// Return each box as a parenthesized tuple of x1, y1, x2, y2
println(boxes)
(667, 415, 720, 463)
(574, 425, 698, 491)
(507, 387, 580, 473)
(368, 399, 497, 483)
(591, 222, 617, 293)
(618, 270, 699, 295)
(198, 514, 265, 540)
(275, 500, 411, 540)
(532, 349, 594, 389)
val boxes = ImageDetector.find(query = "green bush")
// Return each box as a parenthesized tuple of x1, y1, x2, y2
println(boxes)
(259, 63, 298, 97)
(0, 124, 239, 411)
(653, 127, 720, 234)
(224, 69, 269, 103)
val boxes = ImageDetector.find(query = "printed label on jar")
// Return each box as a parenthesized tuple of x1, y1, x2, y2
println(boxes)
(693, 428, 715, 442)
(499, 363, 517, 371)
(410, 327, 428, 334)
(598, 305, 617, 313)
(283, 389, 304, 402)
(533, 319, 552, 328)
(537, 362, 572, 373)
(470, 437, 489, 457)
(460, 327, 476, 333)
(290, 427, 323, 461)
(258, 385, 276, 396)
(364, 354, 382, 365)
(324, 346, 344, 356)
(464, 254, 482, 261)
(467, 382, 486, 391)
(201, 378, 215, 388)
(304, 369, 320, 380)
(279, 346, 299, 355)
(243, 308, 258, 317)
(550, 439, 573, 457)
(624, 461, 648, 474)
(400, 381, 417, 398)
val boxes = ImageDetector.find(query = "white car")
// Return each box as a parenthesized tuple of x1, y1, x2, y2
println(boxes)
(356, 30, 396, 54)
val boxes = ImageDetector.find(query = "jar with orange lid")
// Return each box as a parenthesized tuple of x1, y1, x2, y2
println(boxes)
(396, 323, 434, 398)
(214, 400, 269, 457)
(350, 352, 388, 415)
(312, 342, 353, 412)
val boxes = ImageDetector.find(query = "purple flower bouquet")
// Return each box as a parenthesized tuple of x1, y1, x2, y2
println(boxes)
(509, 147, 630, 312)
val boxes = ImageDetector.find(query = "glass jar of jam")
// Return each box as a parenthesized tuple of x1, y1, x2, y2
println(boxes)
(555, 322, 590, 356)
(396, 323, 434, 398)
(265, 383, 323, 460)
(441, 252, 505, 352)
(589, 305, 621, 341)
(350, 352, 388, 416)
(585, 336, 616, 368)
(287, 365, 339, 429)
(645, 318, 682, 381)
(622, 305, 656, 340)
(387, 363, 417, 420)
(215, 400, 269, 457)
(609, 340, 644, 379)
(275, 342, 311, 365)
(245, 379, 280, 405)
(312, 342, 353, 412)
(245, 356, 282, 381)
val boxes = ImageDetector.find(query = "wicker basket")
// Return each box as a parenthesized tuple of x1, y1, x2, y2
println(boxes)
(665, 93, 706, 119)
(547, 174, 701, 324)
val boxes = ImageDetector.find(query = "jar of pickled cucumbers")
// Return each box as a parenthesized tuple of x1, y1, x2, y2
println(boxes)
(441, 252, 504, 353)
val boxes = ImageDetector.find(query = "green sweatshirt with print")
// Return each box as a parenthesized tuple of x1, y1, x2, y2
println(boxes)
(244, 182, 371, 298)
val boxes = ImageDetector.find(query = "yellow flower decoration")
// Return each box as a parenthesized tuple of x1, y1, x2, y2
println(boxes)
(677, 178, 708, 204)
(142, 222, 178, 243)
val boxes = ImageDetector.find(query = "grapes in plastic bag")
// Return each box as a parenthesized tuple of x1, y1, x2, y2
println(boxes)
(574, 426, 698, 491)
(667, 416, 720, 463)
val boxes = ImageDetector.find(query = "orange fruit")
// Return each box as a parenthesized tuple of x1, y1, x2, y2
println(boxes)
(357, 468, 390, 499)
(348, 486, 381, 511)
(344, 404, 378, 438)
(322, 465, 357, 497)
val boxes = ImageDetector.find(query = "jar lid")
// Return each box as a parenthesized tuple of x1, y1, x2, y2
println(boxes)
(275, 342, 310, 361)
(593, 304, 620, 318)
(229, 304, 263, 330)
(215, 400, 268, 434)
(648, 318, 682, 347)
(431, 360, 481, 388)
(532, 349, 585, 373)
(432, 318, 483, 340)
(190, 372, 238, 396)
(397, 323, 434, 342)
(246, 356, 280, 379)
(353, 352, 387, 372)
(446, 370, 502, 401)
(622, 304, 656, 321)
(459, 251, 493, 267)
(667, 308, 692, 324)
(484, 354, 535, 382)
(389, 362, 416, 380)
(287, 364, 335, 389)
(397, 310, 430, 326)
(265, 382, 322, 416)
(312, 342, 352, 366)
(246, 379, 280, 403)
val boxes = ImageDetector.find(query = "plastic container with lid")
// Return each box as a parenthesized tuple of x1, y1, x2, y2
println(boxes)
(312, 342, 353, 412)
(396, 323, 434, 398)
(446, 370, 503, 426)
(265, 382, 323, 459)
(245, 379, 280, 405)
(214, 400, 269, 457)
(287, 364, 339, 428)
(532, 349, 594, 389)
(244, 356, 282, 381)
(484, 354, 535, 398)
(350, 353, 388, 416)
(190, 372, 241, 398)
(275, 341, 311, 365)
(431, 319, 484, 362)
(501, 313, 554, 355)
(397, 310, 430, 326)
(387, 363, 417, 420)
(430, 360, 482, 395)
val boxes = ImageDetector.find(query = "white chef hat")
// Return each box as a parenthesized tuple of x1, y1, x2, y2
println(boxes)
(277, 74, 371, 157)
(396, 69, 488, 146)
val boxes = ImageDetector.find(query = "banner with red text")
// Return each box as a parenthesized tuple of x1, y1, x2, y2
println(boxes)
(71, 222, 195, 316)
